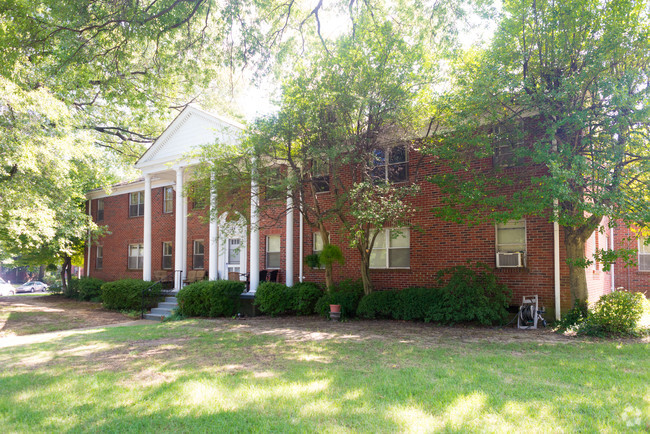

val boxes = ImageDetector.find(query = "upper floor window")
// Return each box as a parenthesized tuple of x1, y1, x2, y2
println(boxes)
(311, 160, 330, 193)
(266, 235, 281, 269)
(370, 228, 410, 268)
(128, 243, 144, 270)
(96, 246, 103, 269)
(492, 122, 525, 168)
(193, 240, 205, 269)
(163, 187, 174, 214)
(97, 199, 104, 221)
(371, 145, 408, 184)
(129, 191, 144, 217)
(639, 236, 650, 271)
(496, 219, 526, 267)
(162, 242, 173, 270)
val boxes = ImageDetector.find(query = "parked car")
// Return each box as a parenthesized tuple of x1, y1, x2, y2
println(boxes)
(0, 278, 15, 296)
(16, 281, 48, 293)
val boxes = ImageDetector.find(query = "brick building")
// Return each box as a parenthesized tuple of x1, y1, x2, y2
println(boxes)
(85, 106, 649, 320)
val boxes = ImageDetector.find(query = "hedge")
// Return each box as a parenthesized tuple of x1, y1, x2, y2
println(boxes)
(101, 279, 161, 311)
(255, 282, 324, 316)
(316, 279, 364, 320)
(176, 280, 245, 317)
(65, 277, 105, 301)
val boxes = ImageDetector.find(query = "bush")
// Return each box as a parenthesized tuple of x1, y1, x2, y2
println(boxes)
(316, 279, 364, 320)
(579, 291, 649, 336)
(357, 290, 399, 319)
(101, 279, 161, 311)
(176, 280, 245, 317)
(393, 287, 443, 321)
(425, 264, 511, 325)
(255, 282, 292, 316)
(555, 301, 590, 332)
(293, 282, 324, 315)
(75, 277, 105, 301)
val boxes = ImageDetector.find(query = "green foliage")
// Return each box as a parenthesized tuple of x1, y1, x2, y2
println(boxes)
(255, 282, 291, 317)
(580, 291, 649, 336)
(176, 280, 244, 318)
(425, 265, 511, 325)
(101, 279, 161, 311)
(64, 277, 104, 301)
(292, 282, 324, 316)
(304, 254, 321, 269)
(392, 287, 443, 321)
(555, 301, 590, 332)
(356, 291, 400, 319)
(318, 245, 345, 267)
(316, 279, 364, 320)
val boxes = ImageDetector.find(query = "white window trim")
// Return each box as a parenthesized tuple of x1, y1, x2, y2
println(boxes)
(129, 191, 144, 217)
(162, 241, 173, 270)
(128, 243, 144, 270)
(193, 240, 205, 270)
(371, 144, 409, 184)
(369, 228, 410, 269)
(638, 236, 650, 272)
(227, 238, 241, 265)
(97, 199, 104, 221)
(163, 186, 174, 214)
(266, 235, 281, 269)
(96, 245, 103, 269)
(495, 219, 527, 268)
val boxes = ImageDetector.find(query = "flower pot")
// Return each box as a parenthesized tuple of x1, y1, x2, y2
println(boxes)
(329, 304, 341, 321)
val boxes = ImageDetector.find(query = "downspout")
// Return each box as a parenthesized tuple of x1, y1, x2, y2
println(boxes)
(299, 192, 304, 283)
(610, 224, 615, 292)
(552, 138, 561, 321)
(86, 199, 92, 277)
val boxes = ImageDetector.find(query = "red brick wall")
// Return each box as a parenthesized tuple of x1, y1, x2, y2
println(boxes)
(612, 223, 650, 297)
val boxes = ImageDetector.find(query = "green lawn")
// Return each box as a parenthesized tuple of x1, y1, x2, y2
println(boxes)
(0, 318, 648, 432)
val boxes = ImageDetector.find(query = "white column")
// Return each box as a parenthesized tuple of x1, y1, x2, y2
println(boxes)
(285, 192, 294, 286)
(174, 167, 185, 289)
(86, 199, 92, 277)
(182, 192, 188, 280)
(553, 199, 561, 321)
(143, 173, 152, 281)
(249, 164, 260, 292)
(209, 175, 219, 280)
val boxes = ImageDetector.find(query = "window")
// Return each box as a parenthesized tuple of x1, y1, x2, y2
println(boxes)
(496, 220, 527, 267)
(162, 242, 173, 270)
(639, 236, 650, 271)
(128, 244, 143, 269)
(371, 145, 408, 184)
(311, 160, 330, 193)
(370, 228, 410, 268)
(313, 232, 325, 255)
(193, 240, 205, 269)
(97, 199, 104, 221)
(227, 238, 241, 274)
(163, 187, 174, 214)
(129, 191, 144, 217)
(266, 235, 281, 269)
(492, 122, 525, 168)
(96, 246, 103, 269)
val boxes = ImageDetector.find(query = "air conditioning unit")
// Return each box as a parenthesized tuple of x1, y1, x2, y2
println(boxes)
(496, 251, 523, 268)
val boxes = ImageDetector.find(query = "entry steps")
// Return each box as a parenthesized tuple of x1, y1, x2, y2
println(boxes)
(144, 296, 178, 321)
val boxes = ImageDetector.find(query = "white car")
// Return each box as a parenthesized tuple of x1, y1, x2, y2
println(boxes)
(0, 278, 15, 296)
(16, 281, 48, 293)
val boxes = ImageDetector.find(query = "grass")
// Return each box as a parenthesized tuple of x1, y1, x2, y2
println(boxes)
(0, 318, 648, 432)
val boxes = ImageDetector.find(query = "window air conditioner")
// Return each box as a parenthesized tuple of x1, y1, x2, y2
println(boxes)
(496, 252, 523, 268)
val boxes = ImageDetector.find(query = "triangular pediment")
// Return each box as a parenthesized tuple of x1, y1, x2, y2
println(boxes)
(135, 106, 244, 169)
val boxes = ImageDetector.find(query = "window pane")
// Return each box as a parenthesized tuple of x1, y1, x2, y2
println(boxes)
(373, 230, 386, 249)
(162, 256, 172, 270)
(389, 145, 406, 164)
(314, 233, 324, 252)
(163, 242, 172, 255)
(498, 228, 525, 245)
(370, 248, 386, 268)
(640, 237, 650, 254)
(390, 229, 410, 248)
(267, 236, 281, 252)
(194, 254, 204, 269)
(229, 239, 241, 264)
(372, 148, 385, 166)
(371, 166, 386, 183)
(267, 252, 281, 269)
(389, 248, 410, 268)
(387, 163, 408, 182)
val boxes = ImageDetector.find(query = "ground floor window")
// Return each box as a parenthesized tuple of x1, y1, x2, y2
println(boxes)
(496, 219, 527, 267)
(96, 246, 103, 269)
(193, 240, 204, 269)
(128, 244, 143, 270)
(266, 235, 281, 269)
(639, 236, 650, 271)
(370, 228, 410, 268)
(227, 238, 241, 274)
(162, 242, 173, 270)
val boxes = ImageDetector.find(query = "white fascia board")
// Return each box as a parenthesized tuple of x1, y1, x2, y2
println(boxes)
(137, 156, 202, 174)
(86, 177, 174, 200)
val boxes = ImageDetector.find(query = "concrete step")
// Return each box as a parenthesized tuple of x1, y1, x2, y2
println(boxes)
(150, 307, 174, 316)
(144, 313, 169, 321)
(158, 302, 178, 309)
(165, 296, 177, 302)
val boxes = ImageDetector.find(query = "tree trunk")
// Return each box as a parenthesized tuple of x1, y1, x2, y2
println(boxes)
(60, 255, 72, 293)
(319, 225, 334, 291)
(38, 265, 45, 281)
(358, 246, 373, 295)
(564, 227, 591, 304)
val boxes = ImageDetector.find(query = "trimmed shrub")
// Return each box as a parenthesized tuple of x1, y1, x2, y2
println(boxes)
(76, 277, 105, 301)
(255, 282, 292, 316)
(555, 301, 590, 332)
(176, 280, 245, 317)
(425, 264, 511, 325)
(393, 287, 443, 321)
(293, 282, 324, 315)
(316, 279, 364, 320)
(357, 290, 399, 319)
(579, 290, 649, 336)
(101, 279, 161, 311)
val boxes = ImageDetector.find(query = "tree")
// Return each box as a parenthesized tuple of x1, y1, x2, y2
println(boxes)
(194, 6, 437, 294)
(426, 0, 650, 303)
